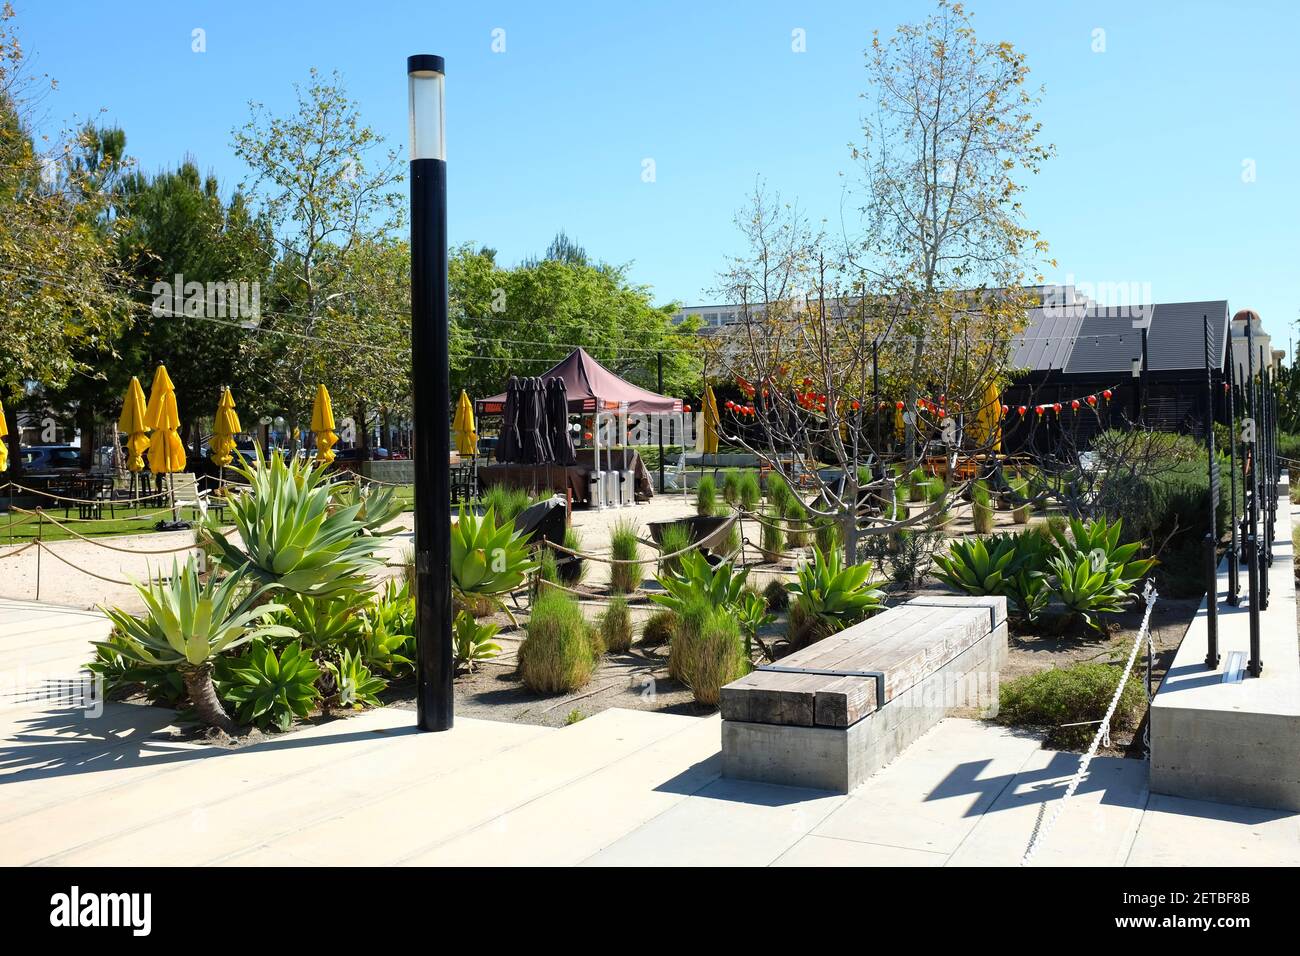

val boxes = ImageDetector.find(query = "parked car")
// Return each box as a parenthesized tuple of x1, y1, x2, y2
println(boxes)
(333, 446, 390, 463)
(20, 445, 83, 473)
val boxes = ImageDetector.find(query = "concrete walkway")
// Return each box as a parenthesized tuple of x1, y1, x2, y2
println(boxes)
(2, 598, 1298, 866)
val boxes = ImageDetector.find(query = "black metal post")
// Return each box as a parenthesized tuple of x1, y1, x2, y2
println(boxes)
(409, 54, 453, 731)
(1245, 317, 1262, 677)
(1140, 326, 1150, 422)
(656, 352, 665, 495)
(1226, 362, 1240, 604)
(1203, 315, 1219, 667)
(872, 340, 881, 463)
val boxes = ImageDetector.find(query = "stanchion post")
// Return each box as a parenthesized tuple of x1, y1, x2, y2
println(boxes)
(1203, 315, 1219, 667)
(1226, 365, 1241, 604)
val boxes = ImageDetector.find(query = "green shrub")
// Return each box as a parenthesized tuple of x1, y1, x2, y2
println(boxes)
(998, 662, 1145, 749)
(908, 467, 927, 502)
(556, 527, 587, 585)
(925, 476, 947, 503)
(480, 485, 533, 522)
(640, 608, 677, 647)
(721, 520, 741, 558)
(519, 589, 597, 693)
(676, 608, 750, 706)
(765, 472, 792, 514)
(609, 519, 643, 593)
(759, 506, 785, 562)
(1009, 477, 1031, 524)
(763, 578, 790, 611)
(537, 548, 560, 586)
(785, 498, 810, 547)
(696, 475, 717, 516)
(657, 521, 691, 577)
(972, 480, 994, 533)
(814, 516, 842, 557)
(737, 471, 761, 511)
(668, 596, 711, 683)
(721, 471, 741, 506)
(600, 596, 633, 653)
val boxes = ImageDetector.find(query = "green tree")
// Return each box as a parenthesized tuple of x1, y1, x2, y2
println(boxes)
(0, 5, 134, 468)
(232, 68, 405, 434)
(449, 236, 699, 403)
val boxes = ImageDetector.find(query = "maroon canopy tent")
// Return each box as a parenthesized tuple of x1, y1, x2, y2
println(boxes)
(476, 347, 682, 415)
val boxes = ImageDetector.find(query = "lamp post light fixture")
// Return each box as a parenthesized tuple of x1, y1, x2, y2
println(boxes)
(408, 54, 453, 732)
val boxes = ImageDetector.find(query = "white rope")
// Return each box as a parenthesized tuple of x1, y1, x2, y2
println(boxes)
(1020, 578, 1158, 867)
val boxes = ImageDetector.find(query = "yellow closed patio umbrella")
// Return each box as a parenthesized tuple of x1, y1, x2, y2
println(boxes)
(144, 365, 186, 475)
(311, 384, 339, 464)
(893, 403, 905, 444)
(211, 387, 241, 467)
(701, 385, 720, 455)
(0, 398, 9, 473)
(452, 390, 478, 456)
(970, 381, 1002, 453)
(118, 376, 150, 473)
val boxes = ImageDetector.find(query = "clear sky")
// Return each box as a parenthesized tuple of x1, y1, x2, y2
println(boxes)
(14, 0, 1299, 350)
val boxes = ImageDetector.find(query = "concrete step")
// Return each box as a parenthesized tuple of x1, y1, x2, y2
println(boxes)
(219, 707, 708, 866)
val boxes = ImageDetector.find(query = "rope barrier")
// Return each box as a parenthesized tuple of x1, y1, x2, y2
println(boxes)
(1, 481, 169, 508)
(17, 510, 202, 555)
(1020, 579, 1159, 866)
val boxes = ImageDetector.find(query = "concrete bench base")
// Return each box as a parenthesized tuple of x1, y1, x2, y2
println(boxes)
(721, 599, 1007, 793)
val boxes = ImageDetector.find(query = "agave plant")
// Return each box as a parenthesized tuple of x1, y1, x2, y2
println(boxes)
(451, 505, 537, 605)
(324, 648, 388, 708)
(452, 609, 502, 673)
(220, 640, 322, 731)
(98, 558, 293, 733)
(205, 449, 387, 597)
(1051, 516, 1156, 589)
(1047, 553, 1133, 632)
(786, 545, 884, 633)
(276, 589, 368, 653)
(355, 579, 416, 675)
(651, 550, 749, 617)
(332, 482, 403, 535)
(933, 535, 1021, 596)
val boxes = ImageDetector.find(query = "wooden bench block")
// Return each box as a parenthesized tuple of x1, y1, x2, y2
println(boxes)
(720, 595, 1008, 792)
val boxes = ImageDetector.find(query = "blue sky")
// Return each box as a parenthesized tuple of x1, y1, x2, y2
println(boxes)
(15, 1, 1299, 350)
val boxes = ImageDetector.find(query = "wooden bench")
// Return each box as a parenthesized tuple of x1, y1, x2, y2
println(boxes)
(719, 595, 1007, 792)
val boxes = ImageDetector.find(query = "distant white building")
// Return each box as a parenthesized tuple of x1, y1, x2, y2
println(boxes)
(1228, 309, 1283, 384)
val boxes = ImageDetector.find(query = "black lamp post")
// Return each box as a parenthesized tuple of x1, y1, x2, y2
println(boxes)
(408, 54, 453, 731)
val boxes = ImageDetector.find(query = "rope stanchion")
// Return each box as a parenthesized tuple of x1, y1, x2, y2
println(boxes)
(0, 541, 38, 561)
(1020, 579, 1159, 866)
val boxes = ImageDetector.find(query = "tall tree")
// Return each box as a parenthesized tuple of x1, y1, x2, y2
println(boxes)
(231, 68, 405, 429)
(0, 4, 134, 468)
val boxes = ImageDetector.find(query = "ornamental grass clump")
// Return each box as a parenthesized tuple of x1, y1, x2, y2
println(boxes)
(657, 521, 691, 577)
(998, 662, 1145, 749)
(599, 596, 633, 653)
(759, 506, 785, 562)
(518, 588, 597, 693)
(677, 608, 750, 707)
(785, 498, 810, 548)
(1009, 477, 1031, 524)
(640, 608, 677, 647)
(972, 479, 994, 534)
(721, 471, 740, 506)
(737, 471, 761, 512)
(765, 472, 792, 514)
(609, 519, 643, 593)
(696, 475, 717, 516)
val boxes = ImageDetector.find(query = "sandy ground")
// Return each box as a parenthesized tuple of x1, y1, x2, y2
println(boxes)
(0, 493, 706, 613)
